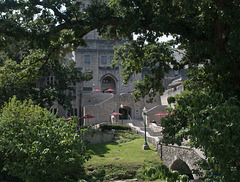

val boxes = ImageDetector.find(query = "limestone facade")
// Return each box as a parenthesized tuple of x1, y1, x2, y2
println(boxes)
(49, 7, 187, 124)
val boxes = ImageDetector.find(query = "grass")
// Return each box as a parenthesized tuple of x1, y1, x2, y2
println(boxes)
(84, 130, 162, 181)
(86, 138, 159, 166)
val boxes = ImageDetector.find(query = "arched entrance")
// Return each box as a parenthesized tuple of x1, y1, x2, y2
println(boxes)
(119, 106, 131, 120)
(170, 159, 194, 179)
(101, 75, 116, 92)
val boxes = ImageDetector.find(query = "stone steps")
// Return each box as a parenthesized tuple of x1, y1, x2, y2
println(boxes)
(128, 120, 162, 138)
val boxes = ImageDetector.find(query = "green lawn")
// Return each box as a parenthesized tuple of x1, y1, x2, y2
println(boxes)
(84, 130, 162, 180)
(85, 138, 160, 167)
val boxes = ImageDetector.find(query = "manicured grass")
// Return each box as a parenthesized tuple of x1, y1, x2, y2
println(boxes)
(85, 138, 160, 167)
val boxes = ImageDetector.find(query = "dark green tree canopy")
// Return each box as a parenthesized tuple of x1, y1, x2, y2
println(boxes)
(1, 0, 240, 180)
(106, 0, 240, 100)
(104, 0, 240, 180)
(0, 0, 97, 108)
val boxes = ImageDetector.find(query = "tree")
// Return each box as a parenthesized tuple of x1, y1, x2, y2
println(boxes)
(0, 53, 92, 110)
(103, 0, 240, 181)
(0, 96, 90, 182)
(0, 0, 105, 109)
(1, 0, 240, 180)
(0, 26, 92, 109)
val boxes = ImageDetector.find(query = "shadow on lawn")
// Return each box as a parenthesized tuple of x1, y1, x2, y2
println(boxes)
(87, 141, 119, 157)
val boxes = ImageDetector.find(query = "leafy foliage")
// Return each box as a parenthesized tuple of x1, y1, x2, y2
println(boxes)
(103, 0, 240, 181)
(0, 30, 92, 109)
(107, 0, 240, 98)
(0, 56, 92, 109)
(112, 39, 177, 102)
(136, 161, 189, 182)
(0, 96, 90, 182)
(162, 88, 240, 181)
(1, 0, 240, 180)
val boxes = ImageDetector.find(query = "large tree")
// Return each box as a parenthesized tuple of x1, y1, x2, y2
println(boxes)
(0, 0, 240, 181)
(105, 0, 240, 181)
(0, 1, 94, 109)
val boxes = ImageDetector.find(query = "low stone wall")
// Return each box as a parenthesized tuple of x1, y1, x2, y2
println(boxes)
(149, 123, 162, 132)
(82, 131, 115, 144)
(157, 144, 203, 180)
(128, 123, 160, 147)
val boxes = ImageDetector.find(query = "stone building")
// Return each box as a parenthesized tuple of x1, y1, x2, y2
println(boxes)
(51, 28, 167, 125)
(50, 1, 187, 125)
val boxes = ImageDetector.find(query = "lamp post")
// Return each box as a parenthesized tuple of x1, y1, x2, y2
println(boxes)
(120, 104, 123, 125)
(142, 107, 149, 150)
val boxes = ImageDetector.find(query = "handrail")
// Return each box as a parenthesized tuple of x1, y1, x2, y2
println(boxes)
(127, 114, 133, 122)
(95, 93, 114, 106)
(146, 105, 160, 113)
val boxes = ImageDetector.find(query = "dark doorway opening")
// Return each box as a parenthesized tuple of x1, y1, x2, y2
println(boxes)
(119, 106, 131, 120)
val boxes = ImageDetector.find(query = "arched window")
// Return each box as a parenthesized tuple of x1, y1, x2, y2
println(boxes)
(101, 75, 116, 91)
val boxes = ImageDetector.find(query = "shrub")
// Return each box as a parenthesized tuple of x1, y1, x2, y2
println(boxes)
(100, 124, 131, 131)
(136, 161, 189, 182)
(0, 96, 90, 182)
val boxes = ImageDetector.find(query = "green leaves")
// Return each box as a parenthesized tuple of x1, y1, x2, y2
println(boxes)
(138, 161, 189, 181)
(0, 96, 90, 181)
(113, 39, 176, 101)
(162, 88, 240, 180)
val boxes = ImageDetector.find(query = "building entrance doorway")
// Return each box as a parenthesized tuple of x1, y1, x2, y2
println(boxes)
(119, 106, 131, 120)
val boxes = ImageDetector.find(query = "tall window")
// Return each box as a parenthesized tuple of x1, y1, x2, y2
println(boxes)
(84, 55, 90, 63)
(110, 56, 113, 64)
(101, 56, 107, 64)
(66, 108, 78, 117)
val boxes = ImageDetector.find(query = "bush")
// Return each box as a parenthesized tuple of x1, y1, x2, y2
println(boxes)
(85, 165, 137, 181)
(136, 161, 189, 182)
(0, 96, 90, 182)
(100, 124, 131, 131)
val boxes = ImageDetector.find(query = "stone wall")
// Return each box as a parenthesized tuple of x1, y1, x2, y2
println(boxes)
(161, 84, 184, 106)
(82, 131, 115, 145)
(146, 105, 167, 126)
(157, 144, 203, 179)
(83, 92, 169, 125)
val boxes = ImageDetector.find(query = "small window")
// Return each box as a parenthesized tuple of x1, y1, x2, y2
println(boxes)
(85, 69, 92, 73)
(66, 108, 78, 117)
(174, 70, 179, 76)
(83, 87, 92, 92)
(103, 78, 111, 83)
(84, 55, 90, 63)
(73, 108, 78, 116)
(46, 76, 57, 85)
(101, 56, 107, 64)
(68, 82, 76, 87)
